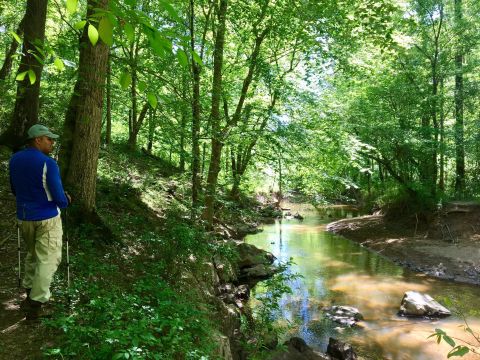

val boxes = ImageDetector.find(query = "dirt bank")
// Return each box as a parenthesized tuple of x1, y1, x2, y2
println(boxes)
(326, 203, 480, 286)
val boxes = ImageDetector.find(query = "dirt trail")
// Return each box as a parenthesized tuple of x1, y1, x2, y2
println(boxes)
(1, 151, 56, 359)
(326, 205, 480, 286)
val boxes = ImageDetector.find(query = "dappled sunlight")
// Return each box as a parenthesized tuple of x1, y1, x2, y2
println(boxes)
(351, 319, 480, 360)
(385, 237, 406, 244)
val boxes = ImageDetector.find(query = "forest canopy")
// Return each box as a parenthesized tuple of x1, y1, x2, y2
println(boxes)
(1, 0, 479, 217)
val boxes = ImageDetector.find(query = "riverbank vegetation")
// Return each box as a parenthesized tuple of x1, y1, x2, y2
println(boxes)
(1, 0, 480, 358)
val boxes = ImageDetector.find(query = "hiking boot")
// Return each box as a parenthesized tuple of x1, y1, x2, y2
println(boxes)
(20, 297, 52, 321)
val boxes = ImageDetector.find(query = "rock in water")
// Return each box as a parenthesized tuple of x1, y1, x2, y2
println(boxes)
(270, 337, 329, 360)
(323, 306, 364, 327)
(327, 338, 357, 360)
(399, 291, 451, 317)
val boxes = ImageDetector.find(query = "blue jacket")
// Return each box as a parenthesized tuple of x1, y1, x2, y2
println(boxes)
(9, 147, 69, 221)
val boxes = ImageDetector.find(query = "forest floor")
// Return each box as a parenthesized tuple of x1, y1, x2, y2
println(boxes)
(0, 144, 269, 359)
(326, 207, 480, 286)
(0, 146, 48, 359)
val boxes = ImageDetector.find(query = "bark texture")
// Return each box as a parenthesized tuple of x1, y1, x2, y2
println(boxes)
(59, 0, 110, 214)
(0, 0, 47, 150)
(202, 0, 228, 227)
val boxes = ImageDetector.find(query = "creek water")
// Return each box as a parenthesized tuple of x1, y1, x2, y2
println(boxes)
(246, 204, 480, 360)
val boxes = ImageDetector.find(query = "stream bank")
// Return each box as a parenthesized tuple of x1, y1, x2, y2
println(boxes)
(326, 204, 480, 286)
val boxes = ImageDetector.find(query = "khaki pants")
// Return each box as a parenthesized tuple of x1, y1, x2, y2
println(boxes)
(18, 215, 63, 303)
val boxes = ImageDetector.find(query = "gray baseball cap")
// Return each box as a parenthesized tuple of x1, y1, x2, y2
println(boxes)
(27, 124, 59, 139)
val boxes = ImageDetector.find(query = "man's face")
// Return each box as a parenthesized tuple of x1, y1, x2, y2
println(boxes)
(35, 136, 55, 154)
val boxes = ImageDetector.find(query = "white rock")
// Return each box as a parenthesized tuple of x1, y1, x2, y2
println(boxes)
(399, 291, 451, 317)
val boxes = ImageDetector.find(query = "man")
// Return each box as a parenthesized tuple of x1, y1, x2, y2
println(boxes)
(9, 124, 70, 320)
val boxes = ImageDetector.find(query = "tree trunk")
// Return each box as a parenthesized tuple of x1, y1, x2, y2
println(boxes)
(0, 0, 47, 150)
(0, 16, 25, 81)
(147, 108, 154, 153)
(439, 78, 445, 191)
(59, 0, 110, 214)
(179, 105, 187, 172)
(128, 44, 138, 150)
(105, 55, 112, 146)
(190, 0, 202, 208)
(454, 0, 465, 197)
(202, 0, 228, 228)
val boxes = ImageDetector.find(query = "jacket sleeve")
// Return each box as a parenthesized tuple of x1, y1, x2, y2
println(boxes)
(46, 158, 69, 208)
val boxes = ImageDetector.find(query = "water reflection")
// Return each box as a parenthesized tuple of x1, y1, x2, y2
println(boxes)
(247, 205, 480, 359)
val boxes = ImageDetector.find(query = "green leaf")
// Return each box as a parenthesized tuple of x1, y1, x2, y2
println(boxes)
(147, 93, 158, 109)
(152, 32, 172, 52)
(16, 71, 28, 81)
(30, 52, 45, 65)
(66, 0, 78, 15)
(138, 81, 147, 92)
(125, 0, 136, 6)
(148, 35, 165, 57)
(447, 346, 470, 358)
(176, 50, 188, 67)
(98, 17, 114, 46)
(10, 31, 22, 44)
(88, 24, 99, 46)
(443, 335, 456, 348)
(28, 69, 36, 85)
(119, 72, 132, 90)
(124, 23, 135, 44)
(191, 50, 203, 66)
(74, 20, 87, 30)
(54, 58, 65, 71)
(159, 0, 181, 22)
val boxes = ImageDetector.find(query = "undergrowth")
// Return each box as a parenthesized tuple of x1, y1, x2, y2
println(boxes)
(42, 145, 230, 359)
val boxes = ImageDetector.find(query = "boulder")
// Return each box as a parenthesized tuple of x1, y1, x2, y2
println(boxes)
(399, 291, 451, 317)
(327, 338, 357, 360)
(236, 243, 276, 269)
(240, 264, 278, 279)
(214, 255, 238, 283)
(235, 223, 261, 238)
(235, 284, 250, 301)
(293, 212, 304, 220)
(323, 306, 363, 327)
(270, 337, 329, 360)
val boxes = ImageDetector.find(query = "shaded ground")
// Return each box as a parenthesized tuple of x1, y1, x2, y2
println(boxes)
(0, 144, 269, 359)
(0, 147, 53, 359)
(326, 205, 480, 286)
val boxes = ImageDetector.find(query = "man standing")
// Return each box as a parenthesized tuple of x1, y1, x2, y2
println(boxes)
(9, 124, 70, 320)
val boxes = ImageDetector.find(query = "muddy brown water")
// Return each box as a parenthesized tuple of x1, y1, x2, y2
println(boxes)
(246, 205, 480, 360)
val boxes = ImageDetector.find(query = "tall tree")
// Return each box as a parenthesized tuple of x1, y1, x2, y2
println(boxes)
(105, 54, 112, 146)
(0, 0, 48, 150)
(454, 0, 465, 196)
(59, 0, 109, 214)
(201, 0, 228, 227)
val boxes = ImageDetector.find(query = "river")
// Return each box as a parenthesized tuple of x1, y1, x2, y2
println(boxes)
(246, 204, 480, 360)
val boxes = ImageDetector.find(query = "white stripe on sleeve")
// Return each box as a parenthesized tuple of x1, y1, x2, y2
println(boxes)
(42, 162, 53, 201)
